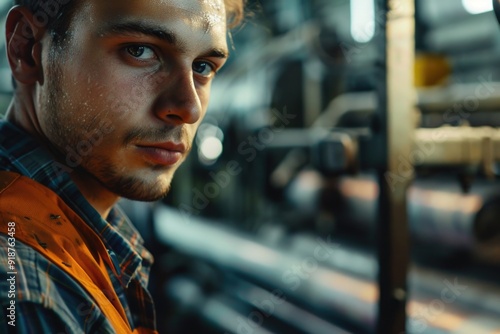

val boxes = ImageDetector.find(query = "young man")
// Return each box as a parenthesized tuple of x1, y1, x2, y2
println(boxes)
(0, 0, 244, 332)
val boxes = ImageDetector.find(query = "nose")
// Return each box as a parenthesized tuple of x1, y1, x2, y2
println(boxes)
(153, 70, 202, 125)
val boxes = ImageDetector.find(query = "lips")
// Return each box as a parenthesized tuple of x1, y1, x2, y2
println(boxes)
(136, 142, 186, 166)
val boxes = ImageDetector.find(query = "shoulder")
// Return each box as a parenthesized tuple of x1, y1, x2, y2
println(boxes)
(0, 235, 113, 333)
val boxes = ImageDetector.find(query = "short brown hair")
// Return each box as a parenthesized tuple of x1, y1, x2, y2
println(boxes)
(225, 0, 246, 29)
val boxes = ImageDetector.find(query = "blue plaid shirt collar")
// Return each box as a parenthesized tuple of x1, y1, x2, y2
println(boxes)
(0, 119, 154, 288)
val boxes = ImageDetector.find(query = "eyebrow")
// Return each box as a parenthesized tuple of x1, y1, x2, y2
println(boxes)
(99, 21, 229, 59)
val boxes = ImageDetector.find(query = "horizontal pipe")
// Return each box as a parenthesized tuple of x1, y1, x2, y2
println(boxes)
(286, 173, 500, 248)
(418, 0, 477, 28)
(314, 82, 500, 129)
(154, 205, 500, 333)
(423, 13, 498, 52)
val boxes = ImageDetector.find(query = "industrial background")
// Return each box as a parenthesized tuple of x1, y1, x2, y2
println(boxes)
(2, 0, 500, 333)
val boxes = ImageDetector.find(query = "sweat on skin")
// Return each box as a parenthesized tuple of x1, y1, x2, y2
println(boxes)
(5, 0, 229, 218)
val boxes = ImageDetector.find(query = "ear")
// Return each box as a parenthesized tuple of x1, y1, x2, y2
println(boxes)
(5, 6, 46, 86)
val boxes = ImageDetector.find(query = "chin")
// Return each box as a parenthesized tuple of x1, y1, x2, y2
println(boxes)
(122, 191, 169, 202)
(120, 184, 171, 202)
(105, 174, 173, 202)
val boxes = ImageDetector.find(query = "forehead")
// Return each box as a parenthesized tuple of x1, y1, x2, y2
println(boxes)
(87, 0, 226, 21)
(71, 0, 228, 47)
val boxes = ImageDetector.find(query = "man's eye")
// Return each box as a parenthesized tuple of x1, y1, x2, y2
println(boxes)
(126, 46, 156, 60)
(193, 61, 216, 77)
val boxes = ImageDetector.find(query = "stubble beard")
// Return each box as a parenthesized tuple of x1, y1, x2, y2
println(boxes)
(44, 54, 174, 202)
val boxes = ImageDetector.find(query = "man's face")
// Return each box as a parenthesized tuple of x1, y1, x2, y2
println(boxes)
(37, 0, 228, 201)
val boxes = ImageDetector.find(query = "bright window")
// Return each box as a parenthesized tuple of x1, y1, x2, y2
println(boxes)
(351, 0, 376, 43)
(462, 0, 493, 14)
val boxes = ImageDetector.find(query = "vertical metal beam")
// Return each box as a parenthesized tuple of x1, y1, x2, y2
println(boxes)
(374, 0, 415, 333)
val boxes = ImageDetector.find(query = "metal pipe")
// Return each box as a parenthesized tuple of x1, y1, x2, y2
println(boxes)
(313, 81, 500, 130)
(424, 13, 498, 52)
(154, 205, 500, 333)
(418, 0, 477, 28)
(417, 82, 500, 115)
(331, 175, 500, 249)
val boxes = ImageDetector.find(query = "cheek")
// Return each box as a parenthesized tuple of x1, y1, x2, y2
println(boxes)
(105, 72, 159, 121)
(55, 62, 109, 117)
(194, 85, 211, 117)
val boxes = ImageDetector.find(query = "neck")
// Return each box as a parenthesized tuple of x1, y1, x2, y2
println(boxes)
(70, 170, 119, 219)
(6, 90, 44, 140)
(6, 94, 118, 219)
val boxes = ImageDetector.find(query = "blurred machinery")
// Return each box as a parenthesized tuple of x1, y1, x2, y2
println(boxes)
(145, 0, 500, 333)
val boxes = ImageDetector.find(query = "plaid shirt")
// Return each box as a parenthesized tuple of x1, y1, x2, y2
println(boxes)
(0, 120, 156, 333)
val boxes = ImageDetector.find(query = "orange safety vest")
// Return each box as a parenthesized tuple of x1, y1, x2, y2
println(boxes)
(0, 171, 157, 334)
